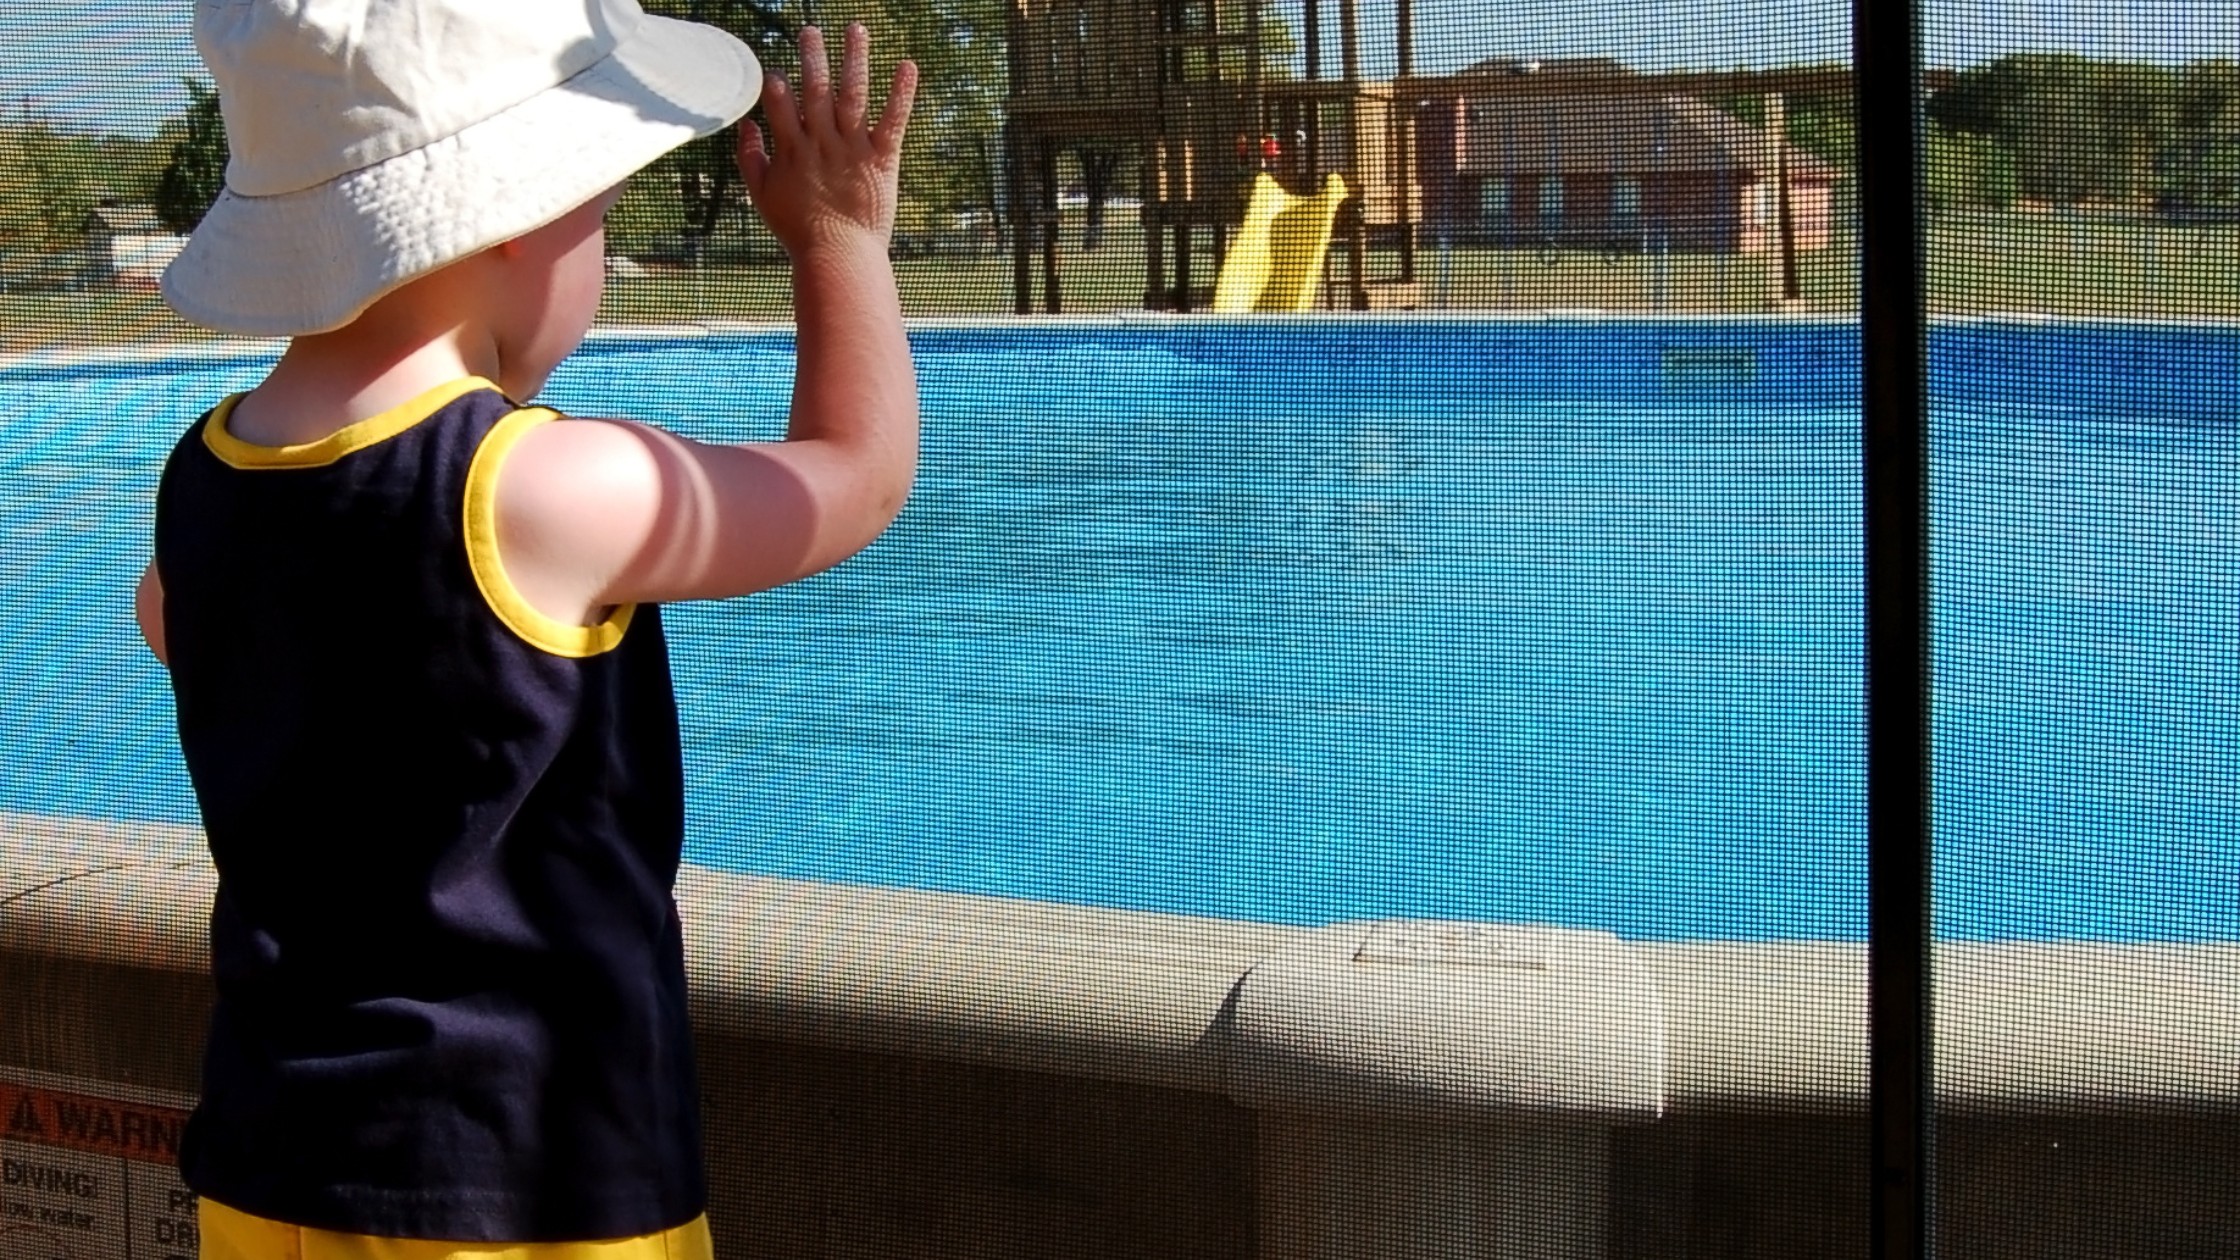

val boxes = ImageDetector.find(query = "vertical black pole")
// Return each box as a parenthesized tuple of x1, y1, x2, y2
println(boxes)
(1005, 1, 1029, 316)
(1856, 0, 1932, 1259)
(1009, 127, 1032, 315)
(1395, 0, 1415, 283)
(1338, 0, 1358, 85)
(1771, 92, 1802, 302)
(1040, 142, 1061, 313)
(1302, 0, 1322, 179)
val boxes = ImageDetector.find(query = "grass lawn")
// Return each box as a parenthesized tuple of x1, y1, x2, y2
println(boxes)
(4, 210, 2236, 351)
(598, 219, 1157, 323)
(1927, 209, 2240, 318)
(591, 210, 2240, 324)
(0, 289, 223, 353)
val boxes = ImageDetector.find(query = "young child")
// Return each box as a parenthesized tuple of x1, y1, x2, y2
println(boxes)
(133, 1, 918, 1256)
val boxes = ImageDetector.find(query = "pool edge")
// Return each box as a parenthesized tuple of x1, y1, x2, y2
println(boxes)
(11, 309, 2240, 376)
(9, 811, 2239, 1259)
(4, 810, 2233, 1117)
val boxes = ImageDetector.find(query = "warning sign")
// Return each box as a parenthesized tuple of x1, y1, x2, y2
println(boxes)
(0, 1075, 195, 1260)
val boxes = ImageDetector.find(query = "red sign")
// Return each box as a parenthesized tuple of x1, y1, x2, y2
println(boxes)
(0, 1085, 187, 1166)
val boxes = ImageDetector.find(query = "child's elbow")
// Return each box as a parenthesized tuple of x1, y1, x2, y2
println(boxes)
(814, 478, 913, 577)
(875, 467, 916, 529)
(134, 564, 169, 668)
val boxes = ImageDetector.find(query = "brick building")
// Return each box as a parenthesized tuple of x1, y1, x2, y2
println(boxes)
(1414, 58, 1840, 253)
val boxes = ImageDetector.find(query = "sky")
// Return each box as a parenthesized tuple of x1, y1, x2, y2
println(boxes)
(2, 0, 2235, 138)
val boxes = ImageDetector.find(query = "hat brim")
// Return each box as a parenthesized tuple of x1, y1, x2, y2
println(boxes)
(162, 15, 761, 337)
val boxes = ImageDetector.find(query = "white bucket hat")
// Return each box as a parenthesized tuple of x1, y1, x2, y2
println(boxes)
(161, 0, 761, 336)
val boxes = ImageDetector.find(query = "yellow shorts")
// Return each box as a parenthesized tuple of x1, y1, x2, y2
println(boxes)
(197, 1197, 715, 1260)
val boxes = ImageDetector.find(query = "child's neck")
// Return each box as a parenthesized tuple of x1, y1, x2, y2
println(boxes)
(228, 324, 507, 448)
(227, 338, 495, 446)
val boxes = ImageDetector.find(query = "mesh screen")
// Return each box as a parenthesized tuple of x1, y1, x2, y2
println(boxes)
(1925, 2, 2239, 1257)
(0, 0, 2230, 1257)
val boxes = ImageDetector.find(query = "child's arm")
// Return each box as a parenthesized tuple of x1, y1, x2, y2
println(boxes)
(494, 25, 920, 621)
(136, 562, 168, 667)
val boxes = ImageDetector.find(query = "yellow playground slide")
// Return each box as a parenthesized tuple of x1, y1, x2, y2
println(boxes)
(1212, 171, 1351, 314)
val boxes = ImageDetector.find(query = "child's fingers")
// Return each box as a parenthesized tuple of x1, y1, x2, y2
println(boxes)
(759, 72, 804, 157)
(797, 25, 833, 138)
(835, 23, 869, 133)
(735, 118, 771, 197)
(871, 59, 918, 158)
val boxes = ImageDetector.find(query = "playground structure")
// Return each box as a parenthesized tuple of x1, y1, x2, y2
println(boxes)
(1005, 0, 1425, 314)
(1004, 0, 1877, 314)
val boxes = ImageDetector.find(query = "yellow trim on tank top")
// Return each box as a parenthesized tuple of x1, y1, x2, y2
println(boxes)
(198, 1197, 714, 1260)
(463, 407, 635, 658)
(202, 377, 500, 470)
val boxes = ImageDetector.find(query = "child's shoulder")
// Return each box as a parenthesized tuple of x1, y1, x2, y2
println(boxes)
(491, 404, 902, 617)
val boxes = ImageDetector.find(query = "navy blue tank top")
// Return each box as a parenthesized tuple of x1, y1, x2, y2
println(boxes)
(153, 378, 704, 1242)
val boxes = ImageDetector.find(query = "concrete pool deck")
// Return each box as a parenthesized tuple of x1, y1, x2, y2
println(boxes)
(4, 810, 2236, 1258)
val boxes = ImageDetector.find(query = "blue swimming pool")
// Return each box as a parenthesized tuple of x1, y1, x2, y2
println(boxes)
(1, 319, 2234, 943)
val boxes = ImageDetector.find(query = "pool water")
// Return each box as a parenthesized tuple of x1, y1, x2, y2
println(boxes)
(1, 321, 2234, 943)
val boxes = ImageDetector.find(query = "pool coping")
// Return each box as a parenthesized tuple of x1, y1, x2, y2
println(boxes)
(8, 310, 2240, 375)
(5, 810, 2234, 1120)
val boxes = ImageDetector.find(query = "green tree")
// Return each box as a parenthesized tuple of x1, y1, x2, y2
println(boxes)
(93, 133, 173, 207)
(2094, 59, 2175, 207)
(0, 114, 110, 247)
(1715, 72, 1855, 170)
(619, 0, 1295, 257)
(813, 0, 1009, 238)
(2158, 59, 2240, 212)
(626, 0, 791, 260)
(154, 78, 230, 232)
(1925, 120, 2016, 210)
(621, 0, 1008, 255)
(1930, 53, 2175, 207)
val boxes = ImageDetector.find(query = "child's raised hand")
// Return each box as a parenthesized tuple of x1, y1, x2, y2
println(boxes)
(738, 23, 917, 258)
